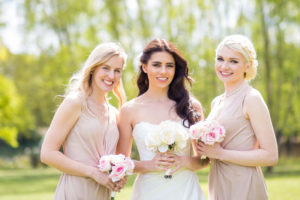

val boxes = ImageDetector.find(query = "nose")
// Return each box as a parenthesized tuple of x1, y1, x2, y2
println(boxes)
(160, 65, 167, 73)
(108, 70, 114, 79)
(220, 61, 229, 69)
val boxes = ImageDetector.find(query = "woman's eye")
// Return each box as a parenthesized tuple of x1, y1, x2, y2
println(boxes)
(152, 63, 160, 67)
(115, 69, 121, 73)
(167, 64, 174, 68)
(217, 57, 223, 61)
(231, 60, 238, 64)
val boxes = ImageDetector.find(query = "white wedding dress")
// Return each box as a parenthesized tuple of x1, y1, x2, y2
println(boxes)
(131, 121, 206, 200)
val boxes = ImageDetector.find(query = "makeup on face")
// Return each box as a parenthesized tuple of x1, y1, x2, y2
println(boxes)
(144, 51, 176, 88)
(92, 55, 124, 93)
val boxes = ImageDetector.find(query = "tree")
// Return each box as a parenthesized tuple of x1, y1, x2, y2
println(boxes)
(0, 74, 34, 147)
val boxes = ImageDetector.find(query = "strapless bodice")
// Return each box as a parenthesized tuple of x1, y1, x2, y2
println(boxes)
(132, 121, 192, 161)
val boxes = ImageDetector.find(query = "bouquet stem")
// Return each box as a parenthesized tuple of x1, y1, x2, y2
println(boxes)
(164, 168, 172, 179)
(201, 155, 206, 166)
(111, 191, 116, 200)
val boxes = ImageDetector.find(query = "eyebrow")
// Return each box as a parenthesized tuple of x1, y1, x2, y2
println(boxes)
(216, 55, 241, 60)
(102, 64, 122, 70)
(151, 61, 175, 64)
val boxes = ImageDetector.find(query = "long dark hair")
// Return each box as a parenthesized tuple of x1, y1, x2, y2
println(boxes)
(137, 38, 201, 127)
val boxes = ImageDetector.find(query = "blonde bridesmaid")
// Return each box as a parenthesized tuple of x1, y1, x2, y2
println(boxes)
(196, 35, 278, 200)
(41, 43, 127, 200)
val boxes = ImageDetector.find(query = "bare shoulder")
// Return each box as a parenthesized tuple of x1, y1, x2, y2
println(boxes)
(119, 97, 141, 119)
(244, 88, 265, 106)
(190, 96, 202, 112)
(243, 88, 269, 118)
(60, 94, 83, 115)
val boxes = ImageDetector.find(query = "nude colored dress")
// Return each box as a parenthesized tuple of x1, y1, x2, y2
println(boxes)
(207, 82, 268, 200)
(54, 101, 119, 200)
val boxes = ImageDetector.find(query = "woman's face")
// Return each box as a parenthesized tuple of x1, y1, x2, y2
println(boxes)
(215, 45, 249, 85)
(92, 55, 124, 93)
(142, 51, 175, 89)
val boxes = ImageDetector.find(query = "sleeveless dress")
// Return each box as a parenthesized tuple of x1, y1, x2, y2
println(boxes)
(207, 82, 268, 200)
(131, 121, 206, 200)
(54, 102, 119, 200)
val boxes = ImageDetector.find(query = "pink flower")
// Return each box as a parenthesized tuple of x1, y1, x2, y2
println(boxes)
(110, 165, 126, 182)
(189, 119, 226, 145)
(98, 156, 112, 172)
(97, 154, 135, 183)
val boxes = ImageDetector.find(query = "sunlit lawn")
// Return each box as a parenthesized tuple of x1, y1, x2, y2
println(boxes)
(0, 157, 299, 200)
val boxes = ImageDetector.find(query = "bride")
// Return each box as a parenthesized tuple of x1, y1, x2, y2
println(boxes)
(117, 38, 207, 200)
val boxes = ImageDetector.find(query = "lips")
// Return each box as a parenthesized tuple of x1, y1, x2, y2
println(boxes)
(220, 71, 233, 77)
(156, 77, 168, 82)
(103, 80, 113, 86)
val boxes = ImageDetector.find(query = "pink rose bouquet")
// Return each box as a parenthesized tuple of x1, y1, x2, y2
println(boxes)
(98, 154, 134, 200)
(189, 119, 226, 164)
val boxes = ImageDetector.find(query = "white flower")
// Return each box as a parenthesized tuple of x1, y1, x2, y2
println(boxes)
(145, 127, 162, 152)
(145, 120, 188, 153)
(159, 123, 176, 145)
(109, 154, 126, 165)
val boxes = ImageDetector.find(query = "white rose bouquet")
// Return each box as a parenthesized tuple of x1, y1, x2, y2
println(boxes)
(145, 120, 189, 178)
(189, 119, 226, 164)
(98, 154, 134, 200)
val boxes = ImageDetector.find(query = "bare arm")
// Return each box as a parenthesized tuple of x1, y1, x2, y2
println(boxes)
(171, 98, 209, 174)
(116, 103, 174, 173)
(197, 91, 278, 167)
(40, 96, 116, 190)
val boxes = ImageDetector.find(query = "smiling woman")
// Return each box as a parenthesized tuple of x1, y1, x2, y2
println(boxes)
(40, 42, 128, 200)
(196, 34, 278, 200)
(117, 38, 207, 200)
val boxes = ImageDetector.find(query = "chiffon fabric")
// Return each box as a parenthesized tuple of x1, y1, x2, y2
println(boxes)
(207, 82, 268, 200)
(54, 102, 119, 200)
(131, 121, 206, 200)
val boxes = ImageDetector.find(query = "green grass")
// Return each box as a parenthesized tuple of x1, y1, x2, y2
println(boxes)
(0, 157, 299, 200)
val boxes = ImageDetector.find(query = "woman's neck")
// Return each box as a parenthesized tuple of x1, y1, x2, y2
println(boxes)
(143, 86, 169, 102)
(89, 89, 107, 105)
(224, 79, 246, 96)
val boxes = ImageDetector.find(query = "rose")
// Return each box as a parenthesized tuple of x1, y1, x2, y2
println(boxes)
(190, 123, 209, 140)
(109, 165, 127, 182)
(145, 128, 162, 152)
(98, 157, 112, 172)
(174, 126, 189, 151)
(189, 119, 225, 145)
(189, 119, 226, 165)
(109, 154, 126, 165)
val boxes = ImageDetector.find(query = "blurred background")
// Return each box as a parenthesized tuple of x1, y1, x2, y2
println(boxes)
(0, 0, 299, 199)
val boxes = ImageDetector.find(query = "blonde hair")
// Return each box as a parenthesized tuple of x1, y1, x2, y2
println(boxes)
(66, 42, 127, 107)
(216, 34, 258, 81)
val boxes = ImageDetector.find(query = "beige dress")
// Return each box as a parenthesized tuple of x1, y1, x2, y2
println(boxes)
(207, 82, 268, 200)
(54, 101, 119, 200)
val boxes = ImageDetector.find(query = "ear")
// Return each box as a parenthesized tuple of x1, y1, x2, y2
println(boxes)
(142, 64, 147, 74)
(245, 62, 251, 73)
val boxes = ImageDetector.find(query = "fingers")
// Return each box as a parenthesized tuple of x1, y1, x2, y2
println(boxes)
(106, 179, 115, 191)
(169, 164, 181, 175)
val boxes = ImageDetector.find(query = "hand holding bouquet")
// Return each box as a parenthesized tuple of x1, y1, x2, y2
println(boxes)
(145, 120, 189, 178)
(98, 154, 134, 200)
(189, 119, 226, 164)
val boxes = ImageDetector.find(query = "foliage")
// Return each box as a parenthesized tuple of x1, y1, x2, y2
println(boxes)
(0, 0, 299, 154)
(0, 74, 34, 147)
